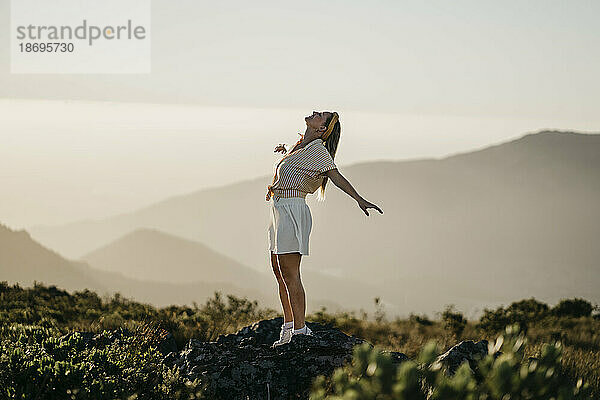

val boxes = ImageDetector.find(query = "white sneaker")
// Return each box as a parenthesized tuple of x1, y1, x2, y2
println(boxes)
(271, 325, 293, 348)
(291, 325, 314, 337)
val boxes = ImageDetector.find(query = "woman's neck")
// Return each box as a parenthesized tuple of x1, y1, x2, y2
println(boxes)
(300, 127, 321, 146)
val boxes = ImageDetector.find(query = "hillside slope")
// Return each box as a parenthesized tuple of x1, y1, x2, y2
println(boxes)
(0, 223, 270, 309)
(82, 228, 266, 286)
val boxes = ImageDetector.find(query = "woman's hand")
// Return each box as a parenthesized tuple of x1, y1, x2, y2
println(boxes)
(274, 144, 287, 154)
(357, 197, 383, 216)
(325, 169, 384, 217)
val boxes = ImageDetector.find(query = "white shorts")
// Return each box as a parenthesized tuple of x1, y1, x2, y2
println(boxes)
(268, 197, 312, 255)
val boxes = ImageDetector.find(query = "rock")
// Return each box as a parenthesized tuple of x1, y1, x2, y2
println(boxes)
(383, 350, 410, 365)
(435, 339, 489, 375)
(162, 317, 409, 400)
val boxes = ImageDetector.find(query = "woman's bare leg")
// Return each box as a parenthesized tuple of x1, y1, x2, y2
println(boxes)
(277, 252, 306, 329)
(270, 252, 293, 324)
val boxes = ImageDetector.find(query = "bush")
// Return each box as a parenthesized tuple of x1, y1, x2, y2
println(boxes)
(0, 281, 277, 350)
(1, 282, 598, 398)
(0, 322, 207, 399)
(440, 305, 467, 339)
(552, 299, 594, 318)
(0, 282, 279, 399)
(408, 313, 433, 326)
(478, 297, 550, 334)
(310, 323, 594, 399)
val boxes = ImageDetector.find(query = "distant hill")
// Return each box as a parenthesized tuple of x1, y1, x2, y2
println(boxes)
(28, 130, 600, 317)
(82, 228, 265, 286)
(0, 223, 108, 293)
(80, 227, 384, 315)
(0, 223, 269, 309)
(0, 223, 371, 314)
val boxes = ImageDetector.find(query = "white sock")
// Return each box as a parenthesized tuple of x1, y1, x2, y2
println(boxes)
(293, 325, 307, 334)
(283, 321, 294, 329)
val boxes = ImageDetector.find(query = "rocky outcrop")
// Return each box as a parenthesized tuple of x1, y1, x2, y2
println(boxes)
(162, 317, 408, 400)
(435, 339, 490, 375)
(64, 319, 498, 399)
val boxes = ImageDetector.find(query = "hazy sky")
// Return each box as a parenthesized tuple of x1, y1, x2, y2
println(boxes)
(1, 0, 599, 115)
(1, 0, 599, 228)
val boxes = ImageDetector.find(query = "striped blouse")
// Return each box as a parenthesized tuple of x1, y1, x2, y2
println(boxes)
(268, 138, 337, 199)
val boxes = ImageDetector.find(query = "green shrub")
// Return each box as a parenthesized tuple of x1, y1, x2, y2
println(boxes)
(310, 324, 594, 399)
(1, 282, 598, 398)
(440, 305, 467, 339)
(478, 297, 550, 334)
(552, 299, 594, 318)
(408, 313, 433, 326)
(0, 322, 207, 400)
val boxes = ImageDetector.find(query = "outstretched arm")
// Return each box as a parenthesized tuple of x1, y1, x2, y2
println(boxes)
(324, 169, 383, 216)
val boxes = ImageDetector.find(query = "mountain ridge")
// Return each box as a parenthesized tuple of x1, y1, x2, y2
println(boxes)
(81, 227, 269, 285)
(0, 223, 274, 310)
(0, 222, 373, 315)
(27, 129, 595, 232)
(25, 130, 600, 317)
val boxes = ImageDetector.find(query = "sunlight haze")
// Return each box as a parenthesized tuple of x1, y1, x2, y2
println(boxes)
(1, 0, 599, 228)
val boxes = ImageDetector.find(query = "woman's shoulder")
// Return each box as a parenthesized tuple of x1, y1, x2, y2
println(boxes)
(308, 139, 327, 151)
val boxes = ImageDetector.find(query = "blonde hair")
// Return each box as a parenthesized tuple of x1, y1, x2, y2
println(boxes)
(318, 112, 341, 201)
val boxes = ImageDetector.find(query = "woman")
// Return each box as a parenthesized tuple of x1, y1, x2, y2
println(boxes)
(267, 110, 383, 348)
